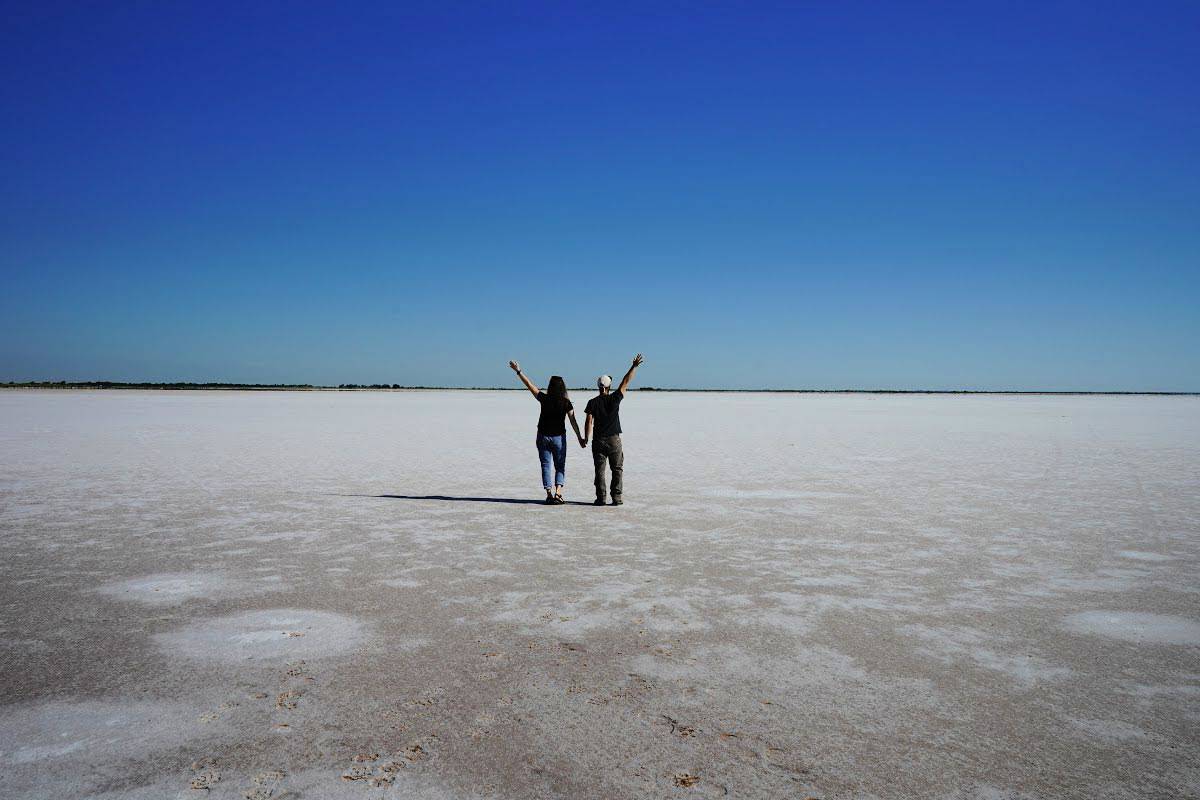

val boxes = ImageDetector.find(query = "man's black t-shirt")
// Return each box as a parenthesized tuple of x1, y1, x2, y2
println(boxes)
(536, 392, 573, 436)
(585, 392, 623, 438)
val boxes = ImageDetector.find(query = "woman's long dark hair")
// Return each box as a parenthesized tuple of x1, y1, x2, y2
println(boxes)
(547, 375, 568, 399)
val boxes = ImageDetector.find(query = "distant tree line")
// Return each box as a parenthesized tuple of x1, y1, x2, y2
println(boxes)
(2, 381, 316, 390)
(3, 381, 499, 391)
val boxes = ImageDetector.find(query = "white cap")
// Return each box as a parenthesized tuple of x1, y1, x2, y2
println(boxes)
(597, 375, 612, 389)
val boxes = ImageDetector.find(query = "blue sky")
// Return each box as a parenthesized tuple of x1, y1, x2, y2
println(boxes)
(2, 1, 1197, 389)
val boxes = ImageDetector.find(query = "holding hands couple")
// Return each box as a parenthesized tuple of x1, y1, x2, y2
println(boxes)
(509, 354, 644, 505)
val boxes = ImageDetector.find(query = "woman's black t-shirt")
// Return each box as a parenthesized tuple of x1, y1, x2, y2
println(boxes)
(536, 392, 573, 436)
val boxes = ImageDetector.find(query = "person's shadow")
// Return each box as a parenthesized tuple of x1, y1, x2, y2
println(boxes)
(343, 493, 594, 507)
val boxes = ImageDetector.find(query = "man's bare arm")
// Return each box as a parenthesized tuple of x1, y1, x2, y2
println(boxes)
(508, 360, 540, 398)
(584, 413, 593, 444)
(617, 353, 644, 397)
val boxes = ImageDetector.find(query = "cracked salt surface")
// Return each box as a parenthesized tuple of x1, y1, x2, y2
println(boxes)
(1, 390, 1198, 799)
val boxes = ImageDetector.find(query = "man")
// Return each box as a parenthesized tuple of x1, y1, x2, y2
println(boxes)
(583, 354, 644, 506)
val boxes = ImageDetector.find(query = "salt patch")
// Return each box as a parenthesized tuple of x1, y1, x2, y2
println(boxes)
(154, 609, 366, 661)
(1064, 611, 1200, 646)
(0, 699, 217, 767)
(96, 572, 236, 606)
(1116, 551, 1174, 562)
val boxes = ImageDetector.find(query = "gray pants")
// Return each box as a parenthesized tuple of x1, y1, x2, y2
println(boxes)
(591, 435, 624, 501)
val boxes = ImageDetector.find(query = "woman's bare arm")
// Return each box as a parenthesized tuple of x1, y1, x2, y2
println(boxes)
(508, 360, 540, 398)
(569, 409, 584, 447)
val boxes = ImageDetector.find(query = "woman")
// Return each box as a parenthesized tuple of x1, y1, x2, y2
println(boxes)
(509, 360, 585, 504)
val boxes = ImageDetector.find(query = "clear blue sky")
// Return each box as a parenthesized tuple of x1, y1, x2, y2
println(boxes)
(2, 2, 1197, 390)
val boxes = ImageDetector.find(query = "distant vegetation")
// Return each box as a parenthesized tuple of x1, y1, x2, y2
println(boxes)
(3, 381, 318, 390)
(2, 381, 459, 391)
(3, 381, 499, 391)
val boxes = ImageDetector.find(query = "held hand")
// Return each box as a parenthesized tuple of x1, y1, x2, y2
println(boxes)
(579, 436, 587, 448)
(632, 353, 644, 368)
(508, 360, 520, 372)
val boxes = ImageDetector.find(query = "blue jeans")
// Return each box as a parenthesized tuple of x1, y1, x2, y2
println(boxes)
(536, 434, 567, 489)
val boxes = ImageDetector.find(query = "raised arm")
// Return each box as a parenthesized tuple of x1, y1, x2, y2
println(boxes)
(508, 360, 540, 398)
(617, 353, 644, 397)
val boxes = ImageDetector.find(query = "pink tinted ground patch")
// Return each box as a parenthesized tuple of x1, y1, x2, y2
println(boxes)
(153, 609, 367, 662)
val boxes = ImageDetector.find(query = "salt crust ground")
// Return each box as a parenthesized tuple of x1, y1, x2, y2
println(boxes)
(0, 390, 1197, 799)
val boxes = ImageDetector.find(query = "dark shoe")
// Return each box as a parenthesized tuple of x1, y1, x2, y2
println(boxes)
(593, 498, 606, 506)
(553, 495, 566, 505)
(610, 498, 623, 506)
(544, 496, 556, 505)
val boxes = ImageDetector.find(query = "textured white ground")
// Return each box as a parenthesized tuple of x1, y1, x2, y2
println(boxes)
(0, 390, 1197, 799)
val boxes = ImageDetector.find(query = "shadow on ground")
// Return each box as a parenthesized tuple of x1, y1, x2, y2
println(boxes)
(341, 493, 596, 507)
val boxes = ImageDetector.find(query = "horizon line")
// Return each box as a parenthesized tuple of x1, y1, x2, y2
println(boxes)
(2, 381, 1197, 396)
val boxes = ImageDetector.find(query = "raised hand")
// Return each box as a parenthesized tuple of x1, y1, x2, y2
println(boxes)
(511, 361, 540, 397)
(617, 354, 643, 396)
